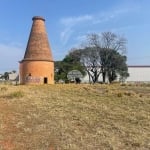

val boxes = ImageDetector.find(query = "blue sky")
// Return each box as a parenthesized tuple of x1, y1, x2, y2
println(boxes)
(0, 0, 150, 73)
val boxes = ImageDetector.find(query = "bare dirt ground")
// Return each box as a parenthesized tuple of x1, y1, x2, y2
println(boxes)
(0, 84, 150, 150)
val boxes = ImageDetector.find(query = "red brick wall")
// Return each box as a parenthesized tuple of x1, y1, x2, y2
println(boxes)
(19, 61, 54, 84)
(24, 17, 53, 61)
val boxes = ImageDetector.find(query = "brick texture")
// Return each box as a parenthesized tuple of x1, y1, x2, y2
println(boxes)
(19, 16, 54, 84)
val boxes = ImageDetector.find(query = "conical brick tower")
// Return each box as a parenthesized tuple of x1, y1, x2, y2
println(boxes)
(19, 16, 54, 84)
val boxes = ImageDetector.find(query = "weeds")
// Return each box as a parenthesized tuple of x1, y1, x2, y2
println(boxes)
(117, 92, 123, 97)
(0, 84, 149, 149)
(0, 87, 8, 92)
(7, 91, 24, 98)
(124, 91, 136, 96)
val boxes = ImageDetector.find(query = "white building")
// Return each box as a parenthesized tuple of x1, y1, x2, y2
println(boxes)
(126, 66, 150, 82)
(82, 66, 150, 83)
(8, 72, 19, 81)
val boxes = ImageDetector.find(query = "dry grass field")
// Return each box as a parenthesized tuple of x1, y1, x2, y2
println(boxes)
(0, 83, 150, 150)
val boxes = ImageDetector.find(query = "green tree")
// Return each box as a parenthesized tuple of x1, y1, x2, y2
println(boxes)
(3, 72, 9, 80)
(55, 32, 129, 84)
(54, 52, 85, 82)
(102, 49, 129, 83)
(82, 32, 128, 83)
(80, 47, 101, 83)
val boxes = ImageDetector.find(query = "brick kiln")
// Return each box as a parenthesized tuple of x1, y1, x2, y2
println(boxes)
(19, 16, 54, 84)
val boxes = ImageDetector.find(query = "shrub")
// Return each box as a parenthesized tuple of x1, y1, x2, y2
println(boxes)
(117, 92, 123, 97)
(124, 91, 136, 97)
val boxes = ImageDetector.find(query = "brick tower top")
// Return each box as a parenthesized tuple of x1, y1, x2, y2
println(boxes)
(21, 16, 53, 62)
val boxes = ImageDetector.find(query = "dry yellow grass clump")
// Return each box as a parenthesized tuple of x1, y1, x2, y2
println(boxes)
(0, 84, 150, 150)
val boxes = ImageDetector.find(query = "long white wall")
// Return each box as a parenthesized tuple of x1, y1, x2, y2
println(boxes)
(126, 66, 150, 82)
(82, 66, 150, 83)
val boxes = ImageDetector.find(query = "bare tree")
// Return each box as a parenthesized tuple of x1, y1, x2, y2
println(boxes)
(86, 33, 101, 47)
(78, 33, 102, 83)
(80, 47, 101, 83)
(101, 32, 127, 54)
(81, 32, 127, 83)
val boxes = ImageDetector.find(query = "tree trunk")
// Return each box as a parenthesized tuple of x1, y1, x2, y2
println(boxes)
(87, 71, 91, 84)
(102, 72, 106, 83)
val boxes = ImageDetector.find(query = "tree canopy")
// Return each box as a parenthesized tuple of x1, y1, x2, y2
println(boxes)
(79, 32, 128, 83)
(54, 51, 85, 82)
(55, 32, 129, 83)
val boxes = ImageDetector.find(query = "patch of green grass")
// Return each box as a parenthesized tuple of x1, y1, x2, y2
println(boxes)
(7, 90, 24, 98)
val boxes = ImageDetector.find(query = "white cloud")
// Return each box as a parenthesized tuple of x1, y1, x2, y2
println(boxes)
(60, 28, 74, 45)
(59, 1, 141, 46)
(60, 15, 93, 27)
(60, 3, 139, 28)
(76, 35, 87, 42)
(60, 15, 93, 45)
(0, 43, 24, 73)
(93, 4, 140, 25)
